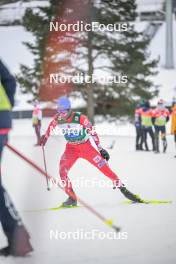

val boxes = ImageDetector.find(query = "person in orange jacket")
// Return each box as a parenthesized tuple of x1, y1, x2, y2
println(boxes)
(171, 101, 176, 157)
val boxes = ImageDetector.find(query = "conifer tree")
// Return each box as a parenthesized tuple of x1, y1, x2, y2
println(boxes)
(18, 0, 158, 121)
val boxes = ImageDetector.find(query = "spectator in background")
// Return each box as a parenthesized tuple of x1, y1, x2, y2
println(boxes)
(140, 100, 156, 152)
(134, 102, 143, 150)
(171, 101, 176, 158)
(0, 59, 33, 257)
(152, 99, 170, 153)
(32, 99, 42, 146)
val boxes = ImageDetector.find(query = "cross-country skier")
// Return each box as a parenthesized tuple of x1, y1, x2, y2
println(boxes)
(40, 96, 143, 206)
(0, 59, 33, 257)
(171, 101, 176, 157)
(152, 99, 170, 153)
(32, 99, 42, 146)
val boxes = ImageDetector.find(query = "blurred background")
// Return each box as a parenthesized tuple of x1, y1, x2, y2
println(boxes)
(0, 0, 176, 123)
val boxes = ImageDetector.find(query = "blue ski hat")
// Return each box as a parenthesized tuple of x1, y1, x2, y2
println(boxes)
(57, 96, 71, 111)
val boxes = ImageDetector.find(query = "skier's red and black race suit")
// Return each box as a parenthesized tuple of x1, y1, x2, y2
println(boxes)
(44, 111, 121, 194)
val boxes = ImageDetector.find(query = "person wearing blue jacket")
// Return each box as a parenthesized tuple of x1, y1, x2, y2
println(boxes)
(0, 59, 33, 257)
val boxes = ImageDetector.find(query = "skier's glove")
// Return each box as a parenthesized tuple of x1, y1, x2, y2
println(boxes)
(100, 149, 110, 161)
(39, 135, 47, 146)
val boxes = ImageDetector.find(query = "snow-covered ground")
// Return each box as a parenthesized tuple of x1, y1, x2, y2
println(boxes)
(0, 119, 176, 264)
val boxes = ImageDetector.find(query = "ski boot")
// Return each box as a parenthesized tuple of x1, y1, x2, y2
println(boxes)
(154, 149, 160, 154)
(119, 186, 144, 203)
(138, 144, 144, 151)
(0, 246, 11, 257)
(113, 180, 144, 203)
(0, 225, 33, 257)
(62, 196, 77, 207)
(136, 144, 140, 151)
(154, 144, 159, 153)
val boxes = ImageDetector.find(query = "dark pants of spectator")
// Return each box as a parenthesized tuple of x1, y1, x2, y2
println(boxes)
(34, 122, 41, 145)
(154, 126, 167, 153)
(0, 134, 22, 243)
(141, 126, 155, 151)
(135, 127, 143, 150)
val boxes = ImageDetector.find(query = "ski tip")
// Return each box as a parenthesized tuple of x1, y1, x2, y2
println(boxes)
(122, 200, 172, 205)
(143, 200, 172, 204)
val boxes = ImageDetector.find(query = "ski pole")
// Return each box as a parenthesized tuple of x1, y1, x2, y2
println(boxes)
(6, 143, 121, 233)
(41, 145, 50, 191)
